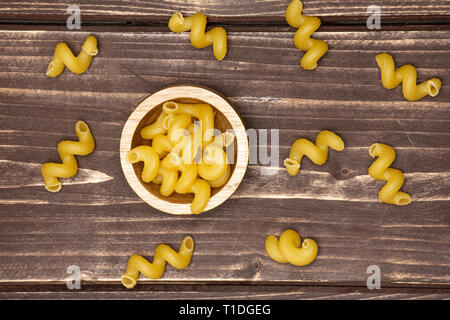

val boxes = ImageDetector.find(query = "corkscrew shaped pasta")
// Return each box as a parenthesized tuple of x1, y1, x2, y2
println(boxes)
(163, 101, 215, 144)
(152, 134, 173, 158)
(152, 166, 178, 197)
(368, 143, 412, 206)
(121, 236, 194, 289)
(208, 165, 231, 188)
(41, 121, 95, 192)
(265, 229, 318, 266)
(285, 0, 328, 70)
(375, 53, 441, 101)
(284, 130, 344, 176)
(161, 153, 198, 194)
(46, 35, 98, 77)
(164, 113, 192, 146)
(127, 146, 160, 183)
(141, 112, 169, 140)
(198, 144, 228, 181)
(168, 12, 227, 61)
(188, 179, 211, 214)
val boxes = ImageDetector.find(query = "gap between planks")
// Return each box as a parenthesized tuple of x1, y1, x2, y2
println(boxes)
(0, 13, 449, 32)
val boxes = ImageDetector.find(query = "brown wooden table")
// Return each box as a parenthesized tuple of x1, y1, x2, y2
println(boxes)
(0, 0, 449, 299)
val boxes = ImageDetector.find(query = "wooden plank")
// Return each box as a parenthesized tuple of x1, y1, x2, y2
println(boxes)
(0, 283, 449, 300)
(0, 0, 449, 23)
(0, 29, 449, 289)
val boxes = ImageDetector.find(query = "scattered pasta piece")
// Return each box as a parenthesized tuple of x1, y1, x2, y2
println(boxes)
(41, 121, 95, 192)
(285, 0, 328, 70)
(121, 236, 194, 289)
(368, 143, 412, 206)
(265, 229, 318, 266)
(284, 130, 344, 176)
(376, 53, 441, 101)
(168, 12, 227, 61)
(46, 35, 98, 77)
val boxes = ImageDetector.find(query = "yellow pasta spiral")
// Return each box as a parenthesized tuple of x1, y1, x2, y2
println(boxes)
(121, 236, 194, 289)
(168, 12, 227, 61)
(152, 166, 178, 197)
(285, 0, 328, 70)
(127, 146, 160, 183)
(46, 35, 98, 77)
(375, 53, 441, 101)
(368, 143, 412, 206)
(41, 121, 95, 192)
(188, 179, 211, 214)
(161, 153, 198, 194)
(284, 130, 344, 176)
(265, 229, 318, 266)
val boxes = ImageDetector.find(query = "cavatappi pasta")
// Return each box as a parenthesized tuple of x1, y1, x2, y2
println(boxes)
(265, 229, 318, 266)
(121, 236, 194, 289)
(284, 130, 344, 176)
(285, 0, 328, 70)
(127, 146, 160, 183)
(368, 143, 412, 206)
(141, 111, 168, 140)
(168, 12, 227, 61)
(163, 101, 215, 144)
(46, 35, 98, 77)
(41, 121, 95, 192)
(376, 53, 441, 101)
(128, 101, 234, 214)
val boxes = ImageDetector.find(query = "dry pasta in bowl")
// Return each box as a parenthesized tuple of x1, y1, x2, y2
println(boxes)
(120, 85, 249, 215)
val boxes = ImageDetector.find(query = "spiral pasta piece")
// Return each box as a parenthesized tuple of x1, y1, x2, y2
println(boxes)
(208, 165, 231, 188)
(161, 153, 198, 194)
(127, 146, 160, 183)
(284, 130, 344, 176)
(164, 113, 192, 146)
(152, 166, 178, 197)
(121, 236, 194, 289)
(285, 0, 328, 70)
(141, 112, 168, 140)
(168, 12, 227, 60)
(163, 101, 215, 144)
(198, 144, 228, 181)
(41, 121, 95, 192)
(375, 53, 441, 101)
(368, 143, 412, 206)
(188, 179, 211, 214)
(265, 229, 318, 266)
(46, 35, 98, 77)
(152, 134, 173, 158)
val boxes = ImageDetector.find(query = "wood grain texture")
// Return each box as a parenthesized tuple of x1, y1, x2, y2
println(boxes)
(0, 0, 449, 23)
(0, 283, 449, 300)
(0, 28, 449, 298)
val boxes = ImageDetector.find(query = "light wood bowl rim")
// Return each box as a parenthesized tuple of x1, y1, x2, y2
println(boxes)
(120, 85, 249, 215)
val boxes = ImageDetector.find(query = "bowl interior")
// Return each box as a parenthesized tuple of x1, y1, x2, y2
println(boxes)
(131, 97, 238, 204)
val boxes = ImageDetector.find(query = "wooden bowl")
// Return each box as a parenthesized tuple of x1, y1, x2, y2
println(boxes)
(120, 85, 249, 215)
